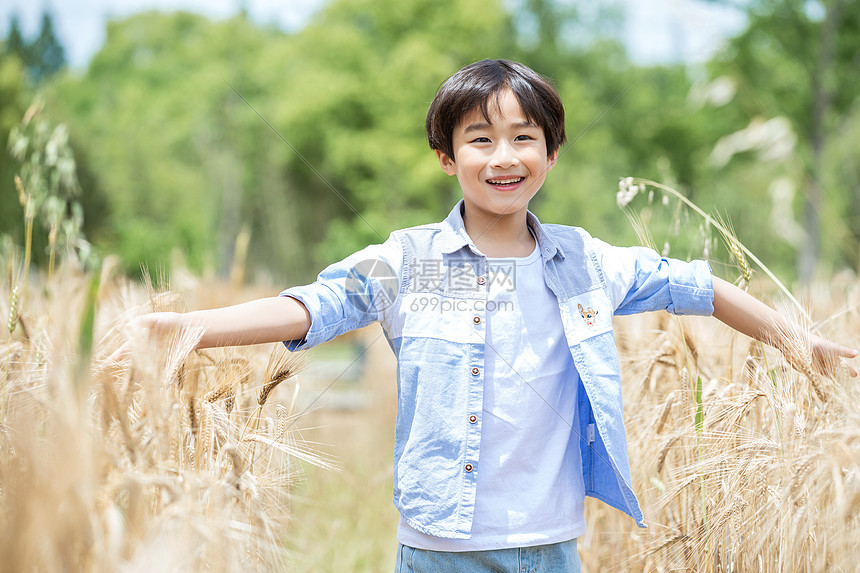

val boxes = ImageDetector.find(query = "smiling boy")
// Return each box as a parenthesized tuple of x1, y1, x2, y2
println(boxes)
(433, 82, 557, 258)
(123, 59, 856, 572)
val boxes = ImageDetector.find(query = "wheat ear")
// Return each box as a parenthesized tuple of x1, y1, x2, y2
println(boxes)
(627, 178, 808, 322)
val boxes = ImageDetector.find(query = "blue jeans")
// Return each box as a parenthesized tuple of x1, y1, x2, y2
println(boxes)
(396, 539, 581, 572)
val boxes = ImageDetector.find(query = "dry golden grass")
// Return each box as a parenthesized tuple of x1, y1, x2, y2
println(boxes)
(582, 278, 860, 572)
(0, 260, 324, 572)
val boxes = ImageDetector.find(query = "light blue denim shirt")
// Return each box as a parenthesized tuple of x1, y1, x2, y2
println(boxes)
(281, 201, 714, 539)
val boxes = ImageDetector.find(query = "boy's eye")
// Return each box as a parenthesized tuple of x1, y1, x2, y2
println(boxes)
(515, 134, 535, 141)
(470, 137, 491, 143)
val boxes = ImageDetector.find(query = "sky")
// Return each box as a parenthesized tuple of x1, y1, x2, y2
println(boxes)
(623, 0, 746, 64)
(0, 0, 747, 70)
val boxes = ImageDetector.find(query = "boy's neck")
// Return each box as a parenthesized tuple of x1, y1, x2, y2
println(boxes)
(462, 205, 535, 258)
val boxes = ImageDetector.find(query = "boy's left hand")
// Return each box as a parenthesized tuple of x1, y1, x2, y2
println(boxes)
(808, 334, 858, 378)
(712, 277, 857, 379)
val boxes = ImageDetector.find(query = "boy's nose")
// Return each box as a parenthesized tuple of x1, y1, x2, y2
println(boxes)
(490, 142, 519, 168)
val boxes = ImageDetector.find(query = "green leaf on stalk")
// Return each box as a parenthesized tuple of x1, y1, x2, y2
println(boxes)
(695, 375, 703, 433)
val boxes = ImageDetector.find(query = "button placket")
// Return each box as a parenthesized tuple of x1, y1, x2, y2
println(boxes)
(462, 261, 485, 495)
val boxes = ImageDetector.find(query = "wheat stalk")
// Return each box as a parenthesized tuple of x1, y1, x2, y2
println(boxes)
(619, 177, 810, 322)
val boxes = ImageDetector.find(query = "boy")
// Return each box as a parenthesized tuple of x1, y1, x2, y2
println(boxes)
(124, 60, 856, 571)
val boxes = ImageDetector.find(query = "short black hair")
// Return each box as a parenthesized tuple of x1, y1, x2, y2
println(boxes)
(425, 59, 566, 161)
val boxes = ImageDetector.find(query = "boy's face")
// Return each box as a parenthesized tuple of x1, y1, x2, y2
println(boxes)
(436, 89, 557, 223)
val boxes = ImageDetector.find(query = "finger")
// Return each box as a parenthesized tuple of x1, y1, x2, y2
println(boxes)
(838, 347, 858, 377)
(828, 343, 859, 359)
(132, 312, 180, 335)
(825, 354, 858, 378)
(818, 338, 858, 359)
(130, 313, 159, 331)
(104, 341, 131, 370)
(103, 314, 161, 368)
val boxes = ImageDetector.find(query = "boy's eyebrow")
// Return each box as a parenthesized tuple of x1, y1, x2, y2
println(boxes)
(462, 120, 539, 133)
(463, 122, 491, 133)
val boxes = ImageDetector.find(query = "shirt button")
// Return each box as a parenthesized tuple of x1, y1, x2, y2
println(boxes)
(477, 276, 486, 285)
(469, 415, 477, 424)
(471, 367, 480, 376)
(464, 463, 473, 472)
(472, 316, 481, 325)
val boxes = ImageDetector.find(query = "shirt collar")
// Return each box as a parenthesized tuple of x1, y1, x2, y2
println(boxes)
(440, 199, 565, 262)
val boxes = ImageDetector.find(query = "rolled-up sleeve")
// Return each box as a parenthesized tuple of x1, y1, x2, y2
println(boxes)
(593, 239, 714, 316)
(280, 233, 403, 350)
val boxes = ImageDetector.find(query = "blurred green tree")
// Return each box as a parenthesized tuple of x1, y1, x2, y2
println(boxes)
(2, 14, 26, 62)
(48, 12, 284, 277)
(45, 1, 524, 281)
(275, 0, 519, 269)
(28, 12, 66, 84)
(706, 0, 860, 280)
(0, 40, 29, 247)
(2, 12, 67, 85)
(34, 0, 858, 283)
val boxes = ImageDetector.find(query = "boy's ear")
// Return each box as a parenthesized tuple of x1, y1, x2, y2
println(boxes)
(547, 149, 558, 171)
(435, 149, 457, 176)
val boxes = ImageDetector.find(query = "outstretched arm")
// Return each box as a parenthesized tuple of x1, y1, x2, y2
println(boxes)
(711, 276, 857, 377)
(113, 296, 310, 360)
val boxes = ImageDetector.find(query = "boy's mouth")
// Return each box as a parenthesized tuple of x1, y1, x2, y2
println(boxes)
(486, 177, 525, 188)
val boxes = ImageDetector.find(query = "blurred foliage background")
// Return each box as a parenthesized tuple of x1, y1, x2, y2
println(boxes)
(1, 0, 859, 286)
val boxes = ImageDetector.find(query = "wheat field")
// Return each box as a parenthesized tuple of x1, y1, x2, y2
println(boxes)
(1, 257, 858, 572)
(584, 283, 860, 573)
(0, 260, 330, 572)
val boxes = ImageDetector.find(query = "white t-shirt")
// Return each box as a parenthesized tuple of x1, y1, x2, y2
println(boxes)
(397, 241, 586, 551)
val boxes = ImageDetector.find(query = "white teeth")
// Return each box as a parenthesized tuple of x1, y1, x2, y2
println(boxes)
(488, 177, 524, 185)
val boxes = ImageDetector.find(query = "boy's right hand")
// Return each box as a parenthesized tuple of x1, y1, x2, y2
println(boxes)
(104, 296, 312, 368)
(105, 311, 184, 367)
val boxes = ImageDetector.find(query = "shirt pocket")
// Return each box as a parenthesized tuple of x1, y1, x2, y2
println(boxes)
(561, 290, 613, 345)
(396, 292, 481, 344)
